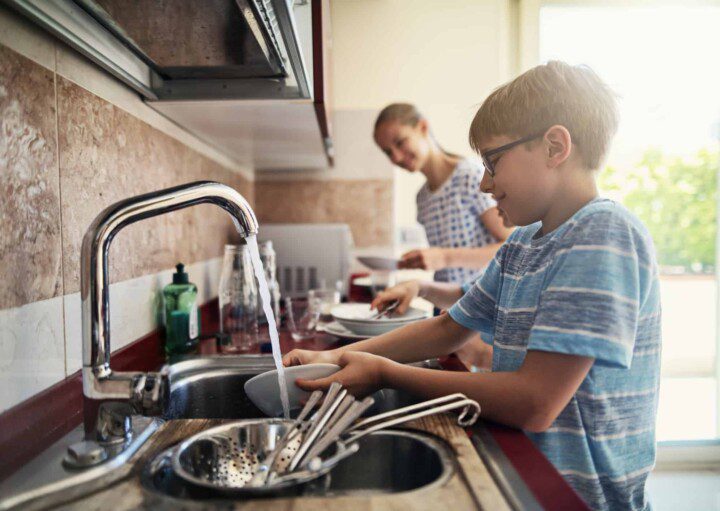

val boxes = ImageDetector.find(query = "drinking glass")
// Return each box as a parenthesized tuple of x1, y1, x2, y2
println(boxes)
(218, 244, 259, 352)
(308, 288, 341, 323)
(370, 270, 397, 298)
(286, 296, 321, 341)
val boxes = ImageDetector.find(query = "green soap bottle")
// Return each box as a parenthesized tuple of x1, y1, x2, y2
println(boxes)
(163, 263, 200, 357)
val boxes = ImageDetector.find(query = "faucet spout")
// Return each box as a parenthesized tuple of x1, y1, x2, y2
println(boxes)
(80, 181, 257, 433)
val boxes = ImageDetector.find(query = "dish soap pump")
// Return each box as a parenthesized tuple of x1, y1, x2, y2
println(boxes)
(163, 263, 200, 356)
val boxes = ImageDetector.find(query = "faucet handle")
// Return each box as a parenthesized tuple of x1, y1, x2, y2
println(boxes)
(130, 367, 169, 417)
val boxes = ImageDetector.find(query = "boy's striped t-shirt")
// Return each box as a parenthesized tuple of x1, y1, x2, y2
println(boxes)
(448, 198, 661, 511)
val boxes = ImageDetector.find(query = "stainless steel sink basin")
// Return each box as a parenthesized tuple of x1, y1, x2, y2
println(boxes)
(164, 356, 276, 419)
(141, 429, 454, 500)
(164, 355, 438, 420)
(150, 355, 455, 500)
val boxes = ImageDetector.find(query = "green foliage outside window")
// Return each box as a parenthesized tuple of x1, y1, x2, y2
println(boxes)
(598, 148, 718, 273)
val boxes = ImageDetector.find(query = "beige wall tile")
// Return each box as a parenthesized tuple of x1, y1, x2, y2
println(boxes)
(57, 78, 252, 294)
(0, 45, 62, 309)
(254, 180, 392, 247)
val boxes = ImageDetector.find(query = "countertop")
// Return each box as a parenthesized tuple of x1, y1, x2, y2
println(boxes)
(56, 414, 513, 510)
(0, 308, 589, 510)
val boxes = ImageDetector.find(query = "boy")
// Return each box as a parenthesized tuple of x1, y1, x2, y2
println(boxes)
(284, 61, 661, 511)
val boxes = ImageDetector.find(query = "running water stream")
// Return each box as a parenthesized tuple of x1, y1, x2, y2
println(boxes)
(247, 235, 291, 419)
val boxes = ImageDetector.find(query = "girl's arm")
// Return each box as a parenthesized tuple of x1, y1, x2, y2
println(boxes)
(283, 313, 476, 366)
(399, 208, 513, 271)
(370, 280, 464, 313)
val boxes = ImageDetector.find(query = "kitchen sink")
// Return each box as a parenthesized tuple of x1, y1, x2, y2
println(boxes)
(141, 429, 454, 500)
(147, 355, 455, 500)
(164, 355, 435, 420)
(164, 355, 276, 419)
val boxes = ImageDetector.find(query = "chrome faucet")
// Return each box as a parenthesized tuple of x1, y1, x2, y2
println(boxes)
(79, 181, 258, 438)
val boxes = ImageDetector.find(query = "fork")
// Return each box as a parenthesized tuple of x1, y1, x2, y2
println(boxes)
(370, 299, 400, 320)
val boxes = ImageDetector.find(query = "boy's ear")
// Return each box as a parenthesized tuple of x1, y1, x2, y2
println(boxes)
(544, 125, 572, 169)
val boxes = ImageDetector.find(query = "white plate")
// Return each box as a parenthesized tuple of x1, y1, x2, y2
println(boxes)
(244, 363, 340, 417)
(321, 321, 371, 340)
(356, 256, 399, 271)
(331, 303, 428, 324)
(331, 303, 430, 336)
(352, 276, 372, 288)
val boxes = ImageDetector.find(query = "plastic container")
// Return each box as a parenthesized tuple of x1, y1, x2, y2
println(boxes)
(163, 263, 200, 356)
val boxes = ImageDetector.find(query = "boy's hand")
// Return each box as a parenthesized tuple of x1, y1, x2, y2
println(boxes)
(370, 280, 421, 315)
(282, 348, 342, 367)
(399, 248, 447, 270)
(295, 351, 391, 397)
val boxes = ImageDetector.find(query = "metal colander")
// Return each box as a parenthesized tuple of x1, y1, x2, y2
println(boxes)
(171, 419, 353, 494)
(171, 392, 480, 496)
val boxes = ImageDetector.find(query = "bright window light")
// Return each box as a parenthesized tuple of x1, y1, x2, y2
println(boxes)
(540, 4, 720, 442)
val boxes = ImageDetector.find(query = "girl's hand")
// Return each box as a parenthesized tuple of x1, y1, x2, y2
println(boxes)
(282, 348, 342, 367)
(399, 248, 447, 270)
(295, 351, 392, 397)
(370, 280, 421, 315)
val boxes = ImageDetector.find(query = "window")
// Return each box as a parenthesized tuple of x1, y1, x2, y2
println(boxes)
(538, 3, 720, 442)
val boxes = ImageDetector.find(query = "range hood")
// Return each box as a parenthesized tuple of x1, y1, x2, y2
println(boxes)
(6, 0, 312, 100)
(7, 0, 333, 170)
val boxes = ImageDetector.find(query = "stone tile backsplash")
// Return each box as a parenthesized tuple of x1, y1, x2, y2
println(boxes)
(255, 179, 393, 247)
(0, 45, 62, 310)
(0, 40, 252, 412)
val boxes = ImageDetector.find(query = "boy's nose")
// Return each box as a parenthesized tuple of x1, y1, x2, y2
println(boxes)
(480, 171, 493, 194)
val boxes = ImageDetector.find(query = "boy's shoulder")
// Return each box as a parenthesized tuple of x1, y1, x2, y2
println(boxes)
(564, 198, 654, 247)
(507, 198, 656, 263)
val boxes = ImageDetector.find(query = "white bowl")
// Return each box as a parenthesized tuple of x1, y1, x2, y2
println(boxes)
(356, 256, 399, 271)
(331, 303, 428, 323)
(331, 303, 430, 336)
(244, 363, 341, 417)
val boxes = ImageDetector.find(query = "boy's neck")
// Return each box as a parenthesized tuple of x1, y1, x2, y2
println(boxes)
(422, 150, 460, 191)
(540, 172, 599, 235)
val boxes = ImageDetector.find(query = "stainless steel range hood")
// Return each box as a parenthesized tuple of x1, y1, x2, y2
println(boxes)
(5, 0, 312, 100)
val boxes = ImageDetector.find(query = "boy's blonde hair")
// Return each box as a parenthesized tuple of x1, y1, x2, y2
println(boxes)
(469, 61, 619, 170)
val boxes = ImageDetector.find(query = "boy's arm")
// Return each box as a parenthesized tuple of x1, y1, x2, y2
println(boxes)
(284, 313, 476, 366)
(299, 348, 593, 432)
(383, 350, 593, 431)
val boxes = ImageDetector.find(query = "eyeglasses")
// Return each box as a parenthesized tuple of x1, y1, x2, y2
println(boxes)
(480, 131, 546, 178)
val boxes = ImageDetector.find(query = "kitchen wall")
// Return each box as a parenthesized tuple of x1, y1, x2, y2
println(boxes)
(0, 0, 518, 414)
(0, 5, 254, 413)
(255, 0, 517, 250)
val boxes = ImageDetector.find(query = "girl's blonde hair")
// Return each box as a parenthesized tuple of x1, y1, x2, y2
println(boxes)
(375, 103, 459, 158)
(469, 61, 619, 170)
(374, 103, 423, 131)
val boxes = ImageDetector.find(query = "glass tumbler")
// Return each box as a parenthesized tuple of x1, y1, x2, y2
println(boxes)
(370, 270, 397, 298)
(286, 296, 321, 341)
(308, 288, 341, 323)
(219, 244, 259, 352)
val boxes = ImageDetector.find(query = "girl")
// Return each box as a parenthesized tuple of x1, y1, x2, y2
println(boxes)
(373, 103, 512, 284)
(373, 104, 513, 369)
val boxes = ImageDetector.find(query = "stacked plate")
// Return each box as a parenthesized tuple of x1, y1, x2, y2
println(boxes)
(330, 303, 430, 337)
